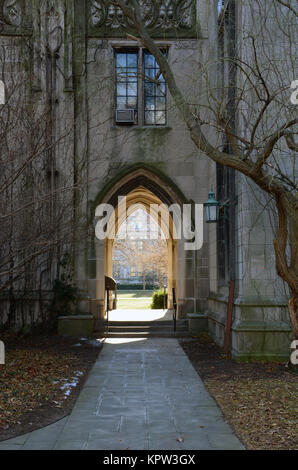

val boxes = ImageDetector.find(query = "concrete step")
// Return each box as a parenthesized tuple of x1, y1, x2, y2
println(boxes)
(107, 320, 188, 327)
(105, 319, 190, 338)
(108, 325, 188, 331)
(106, 331, 193, 338)
(107, 331, 189, 336)
(103, 319, 190, 338)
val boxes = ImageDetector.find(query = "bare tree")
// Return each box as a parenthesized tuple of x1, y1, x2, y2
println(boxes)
(0, 34, 131, 328)
(113, 0, 298, 337)
(146, 240, 168, 289)
(113, 238, 168, 289)
(0, 42, 87, 328)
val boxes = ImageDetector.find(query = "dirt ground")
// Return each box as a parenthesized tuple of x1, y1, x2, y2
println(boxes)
(180, 335, 298, 450)
(0, 331, 102, 442)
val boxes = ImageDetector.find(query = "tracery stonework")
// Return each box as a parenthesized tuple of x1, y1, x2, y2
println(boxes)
(0, 0, 22, 28)
(89, 0, 196, 37)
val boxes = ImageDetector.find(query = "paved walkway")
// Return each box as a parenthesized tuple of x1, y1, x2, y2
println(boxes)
(0, 338, 244, 450)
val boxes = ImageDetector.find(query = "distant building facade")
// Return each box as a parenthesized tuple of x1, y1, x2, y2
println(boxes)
(113, 209, 166, 287)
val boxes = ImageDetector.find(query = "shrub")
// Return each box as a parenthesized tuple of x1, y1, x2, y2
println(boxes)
(151, 289, 168, 309)
(48, 278, 80, 328)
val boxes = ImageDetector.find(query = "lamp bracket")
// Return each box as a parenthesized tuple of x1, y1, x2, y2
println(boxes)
(220, 199, 231, 209)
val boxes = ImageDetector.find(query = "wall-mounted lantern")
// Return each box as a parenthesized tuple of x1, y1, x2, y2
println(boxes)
(204, 187, 230, 223)
(204, 188, 220, 223)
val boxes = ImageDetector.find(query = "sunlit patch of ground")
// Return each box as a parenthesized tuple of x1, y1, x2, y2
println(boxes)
(116, 290, 154, 309)
(105, 337, 148, 344)
(109, 309, 172, 322)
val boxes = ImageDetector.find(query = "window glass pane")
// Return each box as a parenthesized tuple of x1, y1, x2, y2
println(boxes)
(116, 53, 126, 67)
(117, 96, 126, 107)
(156, 96, 166, 110)
(117, 83, 126, 96)
(154, 72, 164, 84)
(145, 111, 155, 125)
(145, 97, 155, 110)
(127, 83, 137, 96)
(144, 81, 155, 96)
(127, 96, 137, 108)
(116, 70, 127, 82)
(144, 53, 156, 68)
(156, 111, 166, 125)
(127, 68, 138, 81)
(145, 68, 156, 81)
(156, 82, 166, 96)
(127, 53, 138, 67)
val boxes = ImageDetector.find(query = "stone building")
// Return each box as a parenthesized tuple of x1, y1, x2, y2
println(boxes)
(0, 0, 295, 360)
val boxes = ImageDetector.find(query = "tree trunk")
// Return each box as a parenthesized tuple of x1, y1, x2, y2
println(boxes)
(289, 294, 298, 339)
(273, 197, 298, 339)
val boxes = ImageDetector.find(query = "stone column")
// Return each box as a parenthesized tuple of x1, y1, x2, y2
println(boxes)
(95, 238, 106, 325)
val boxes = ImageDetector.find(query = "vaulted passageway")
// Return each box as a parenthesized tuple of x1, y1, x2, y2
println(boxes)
(87, 167, 197, 329)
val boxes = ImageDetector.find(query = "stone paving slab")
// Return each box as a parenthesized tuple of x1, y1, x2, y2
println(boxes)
(0, 338, 245, 450)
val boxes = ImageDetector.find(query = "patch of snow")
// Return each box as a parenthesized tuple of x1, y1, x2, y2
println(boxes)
(60, 371, 83, 399)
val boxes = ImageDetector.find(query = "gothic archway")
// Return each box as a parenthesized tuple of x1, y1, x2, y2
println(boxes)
(88, 167, 195, 327)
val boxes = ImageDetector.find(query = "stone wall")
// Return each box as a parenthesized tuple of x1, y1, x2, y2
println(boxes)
(0, 1, 295, 361)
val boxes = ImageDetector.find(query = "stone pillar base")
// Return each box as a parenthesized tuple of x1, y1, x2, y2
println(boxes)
(58, 315, 94, 337)
(187, 313, 208, 334)
(208, 295, 293, 362)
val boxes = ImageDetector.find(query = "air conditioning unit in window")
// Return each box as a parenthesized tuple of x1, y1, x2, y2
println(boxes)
(116, 109, 135, 124)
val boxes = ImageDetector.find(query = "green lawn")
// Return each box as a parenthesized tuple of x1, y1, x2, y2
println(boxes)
(116, 290, 154, 309)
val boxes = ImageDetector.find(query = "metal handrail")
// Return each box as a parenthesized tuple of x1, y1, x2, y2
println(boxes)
(106, 288, 110, 336)
(172, 288, 177, 332)
(104, 276, 116, 337)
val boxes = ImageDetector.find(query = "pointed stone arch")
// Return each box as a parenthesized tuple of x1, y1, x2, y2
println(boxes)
(92, 165, 189, 211)
(88, 166, 196, 326)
